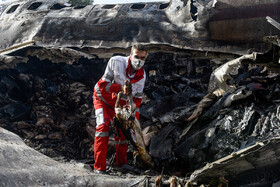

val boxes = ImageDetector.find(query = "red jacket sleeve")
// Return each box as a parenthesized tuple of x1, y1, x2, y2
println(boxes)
(95, 78, 122, 108)
(98, 78, 121, 94)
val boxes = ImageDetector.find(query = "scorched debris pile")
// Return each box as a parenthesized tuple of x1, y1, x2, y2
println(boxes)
(0, 51, 279, 181)
(0, 56, 106, 159)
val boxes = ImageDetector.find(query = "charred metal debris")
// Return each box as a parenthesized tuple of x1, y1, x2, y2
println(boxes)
(0, 0, 280, 186)
(0, 41, 279, 185)
(0, 0, 279, 57)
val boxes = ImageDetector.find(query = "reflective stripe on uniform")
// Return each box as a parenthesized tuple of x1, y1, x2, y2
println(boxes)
(96, 123, 103, 128)
(105, 82, 112, 92)
(135, 108, 140, 113)
(134, 92, 143, 98)
(94, 83, 109, 105)
(115, 140, 127, 144)
(95, 108, 104, 128)
(95, 131, 109, 137)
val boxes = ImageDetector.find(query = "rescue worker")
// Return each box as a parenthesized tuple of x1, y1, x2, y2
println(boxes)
(92, 44, 147, 174)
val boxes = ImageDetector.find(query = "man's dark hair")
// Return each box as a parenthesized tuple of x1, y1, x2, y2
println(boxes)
(131, 43, 147, 54)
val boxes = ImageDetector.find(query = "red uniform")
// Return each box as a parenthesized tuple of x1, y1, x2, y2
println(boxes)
(93, 55, 146, 171)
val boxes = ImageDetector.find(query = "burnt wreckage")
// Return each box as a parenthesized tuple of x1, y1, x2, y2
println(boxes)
(0, 0, 280, 186)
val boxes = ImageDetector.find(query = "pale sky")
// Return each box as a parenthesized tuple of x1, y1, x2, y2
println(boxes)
(0, 0, 168, 4)
(93, 0, 168, 4)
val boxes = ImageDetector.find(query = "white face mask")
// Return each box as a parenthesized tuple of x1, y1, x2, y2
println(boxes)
(131, 56, 145, 70)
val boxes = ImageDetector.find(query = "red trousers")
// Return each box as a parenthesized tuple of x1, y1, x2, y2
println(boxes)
(93, 99, 127, 171)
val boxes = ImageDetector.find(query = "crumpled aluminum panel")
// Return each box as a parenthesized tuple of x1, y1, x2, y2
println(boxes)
(0, 0, 279, 57)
